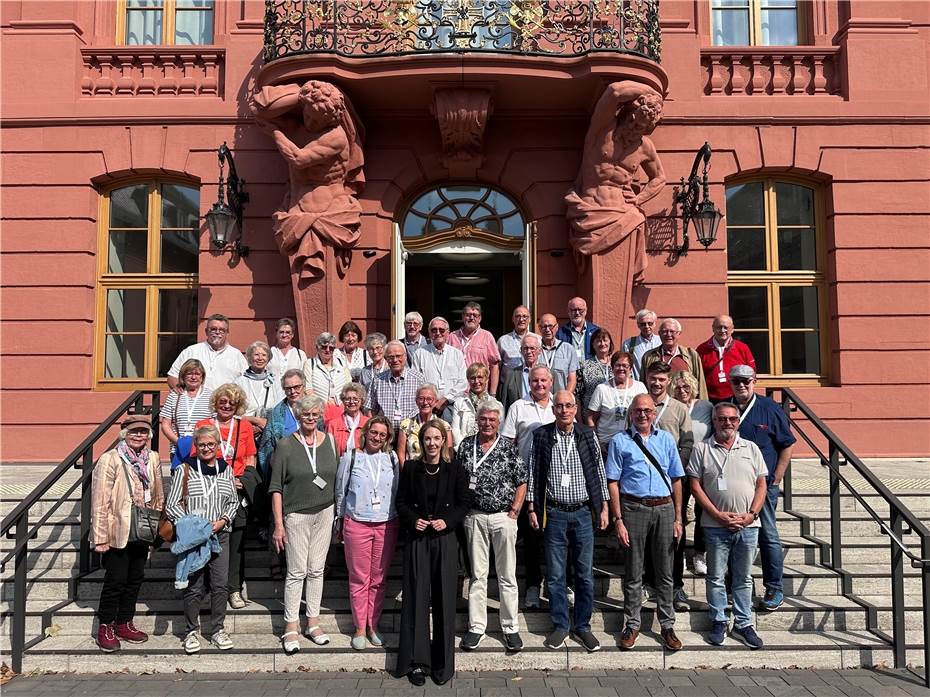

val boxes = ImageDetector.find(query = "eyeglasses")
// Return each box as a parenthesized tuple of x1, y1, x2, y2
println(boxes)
(715, 416, 740, 423)
(216, 399, 237, 407)
(367, 430, 389, 440)
(284, 385, 304, 393)
(568, 308, 585, 314)
(196, 442, 217, 449)
(731, 377, 754, 385)
(539, 324, 556, 330)
(429, 327, 447, 334)
(318, 345, 335, 352)
(632, 408, 655, 415)
(343, 396, 361, 403)
(463, 312, 480, 319)
(553, 403, 576, 411)
(127, 428, 150, 436)
(299, 412, 321, 420)
(513, 314, 530, 320)
(206, 326, 228, 334)
(521, 346, 540, 352)
(614, 364, 631, 371)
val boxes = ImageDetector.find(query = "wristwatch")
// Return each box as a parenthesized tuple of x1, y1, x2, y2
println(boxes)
(751, 510, 759, 521)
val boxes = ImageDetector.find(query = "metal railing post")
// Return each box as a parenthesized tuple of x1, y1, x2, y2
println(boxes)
(79, 449, 93, 574)
(828, 442, 843, 570)
(11, 514, 27, 673)
(922, 536, 930, 688)
(889, 507, 906, 668)
(779, 390, 793, 510)
(150, 391, 162, 452)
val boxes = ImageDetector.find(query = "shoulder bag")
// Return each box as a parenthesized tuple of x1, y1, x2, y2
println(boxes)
(120, 459, 163, 545)
(630, 434, 673, 495)
(157, 463, 189, 543)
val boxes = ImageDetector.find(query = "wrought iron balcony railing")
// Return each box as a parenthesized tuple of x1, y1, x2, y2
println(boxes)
(263, 0, 661, 63)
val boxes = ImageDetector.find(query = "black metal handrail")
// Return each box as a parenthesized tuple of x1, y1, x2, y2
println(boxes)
(263, 0, 662, 63)
(1, 391, 161, 674)
(770, 387, 930, 687)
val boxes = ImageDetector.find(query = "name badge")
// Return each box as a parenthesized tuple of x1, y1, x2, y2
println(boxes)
(143, 489, 152, 504)
(469, 476, 477, 490)
(371, 495, 381, 510)
(717, 477, 728, 491)
(393, 409, 403, 420)
(313, 476, 327, 490)
(560, 472, 571, 489)
(615, 406, 628, 419)
(718, 371, 727, 382)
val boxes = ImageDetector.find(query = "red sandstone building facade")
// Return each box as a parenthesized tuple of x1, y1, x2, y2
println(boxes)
(2, 0, 928, 461)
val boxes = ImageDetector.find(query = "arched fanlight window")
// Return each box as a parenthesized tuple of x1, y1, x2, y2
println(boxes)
(401, 185, 525, 242)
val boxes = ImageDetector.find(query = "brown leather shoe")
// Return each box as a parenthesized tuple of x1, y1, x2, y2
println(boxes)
(661, 627, 683, 651)
(619, 626, 639, 650)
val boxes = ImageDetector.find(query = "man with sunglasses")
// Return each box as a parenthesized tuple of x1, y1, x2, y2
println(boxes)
(727, 364, 795, 612)
(688, 402, 767, 649)
(413, 317, 467, 419)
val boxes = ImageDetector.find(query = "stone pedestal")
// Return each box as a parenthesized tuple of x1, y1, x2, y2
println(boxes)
(583, 230, 645, 342)
(290, 249, 351, 348)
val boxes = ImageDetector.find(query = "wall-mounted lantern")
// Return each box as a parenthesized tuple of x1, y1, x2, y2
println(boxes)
(673, 142, 723, 256)
(205, 142, 250, 258)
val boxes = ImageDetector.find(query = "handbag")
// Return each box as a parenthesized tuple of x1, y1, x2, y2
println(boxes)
(120, 459, 163, 545)
(158, 463, 189, 543)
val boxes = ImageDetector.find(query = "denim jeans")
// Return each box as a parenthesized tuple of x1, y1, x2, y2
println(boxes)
(543, 507, 594, 632)
(704, 526, 759, 629)
(757, 484, 783, 593)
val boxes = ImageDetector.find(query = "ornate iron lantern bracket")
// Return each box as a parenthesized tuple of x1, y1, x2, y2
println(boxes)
(672, 142, 723, 257)
(205, 142, 250, 258)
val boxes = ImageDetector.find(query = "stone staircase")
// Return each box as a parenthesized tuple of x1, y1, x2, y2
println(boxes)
(2, 461, 927, 674)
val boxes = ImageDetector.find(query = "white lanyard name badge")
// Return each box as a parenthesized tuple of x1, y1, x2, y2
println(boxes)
(431, 349, 448, 390)
(215, 418, 235, 461)
(715, 339, 731, 382)
(654, 399, 670, 428)
(715, 442, 734, 491)
(298, 433, 326, 489)
(557, 433, 573, 488)
(738, 395, 756, 426)
(613, 379, 632, 420)
(119, 452, 152, 503)
(365, 453, 383, 509)
(470, 435, 500, 489)
(184, 388, 202, 430)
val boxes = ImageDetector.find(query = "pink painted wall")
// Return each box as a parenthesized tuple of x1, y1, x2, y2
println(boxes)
(1, 0, 928, 461)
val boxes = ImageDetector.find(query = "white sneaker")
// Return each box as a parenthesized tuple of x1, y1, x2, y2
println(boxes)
(183, 631, 201, 655)
(643, 586, 657, 603)
(211, 630, 234, 650)
(524, 585, 541, 608)
(566, 586, 575, 607)
(693, 553, 708, 576)
(228, 591, 247, 609)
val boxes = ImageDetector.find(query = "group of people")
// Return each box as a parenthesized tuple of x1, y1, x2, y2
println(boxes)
(89, 299, 795, 685)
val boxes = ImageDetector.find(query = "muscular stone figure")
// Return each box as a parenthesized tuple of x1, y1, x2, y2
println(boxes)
(564, 81, 666, 278)
(252, 80, 365, 282)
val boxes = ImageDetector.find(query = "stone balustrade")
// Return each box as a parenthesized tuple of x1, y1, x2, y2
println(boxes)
(700, 47, 842, 96)
(80, 47, 224, 97)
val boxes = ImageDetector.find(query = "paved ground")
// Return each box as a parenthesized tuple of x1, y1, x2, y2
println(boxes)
(3, 669, 929, 697)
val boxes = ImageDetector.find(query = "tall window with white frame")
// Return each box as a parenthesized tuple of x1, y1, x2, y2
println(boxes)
(725, 179, 826, 380)
(119, 0, 214, 46)
(97, 181, 200, 387)
(710, 0, 802, 46)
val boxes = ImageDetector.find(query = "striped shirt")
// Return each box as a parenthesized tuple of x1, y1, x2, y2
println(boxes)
(162, 388, 213, 453)
(165, 457, 239, 525)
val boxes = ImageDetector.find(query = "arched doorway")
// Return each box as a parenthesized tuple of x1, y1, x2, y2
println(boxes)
(392, 185, 535, 338)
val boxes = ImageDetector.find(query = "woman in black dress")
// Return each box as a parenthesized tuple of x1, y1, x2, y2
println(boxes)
(394, 419, 473, 686)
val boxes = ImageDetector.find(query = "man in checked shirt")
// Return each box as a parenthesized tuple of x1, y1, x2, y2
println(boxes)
(527, 390, 609, 653)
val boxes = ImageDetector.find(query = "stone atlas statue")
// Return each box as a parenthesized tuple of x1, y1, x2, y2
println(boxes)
(564, 80, 666, 315)
(252, 80, 366, 283)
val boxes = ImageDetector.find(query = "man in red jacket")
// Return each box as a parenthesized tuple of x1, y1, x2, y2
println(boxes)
(696, 315, 756, 402)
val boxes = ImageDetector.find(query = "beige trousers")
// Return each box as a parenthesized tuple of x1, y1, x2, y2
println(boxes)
(283, 506, 334, 623)
(464, 511, 520, 634)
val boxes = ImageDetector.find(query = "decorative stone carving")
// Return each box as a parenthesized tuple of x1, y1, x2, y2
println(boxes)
(564, 80, 666, 280)
(700, 48, 841, 96)
(431, 88, 493, 168)
(252, 80, 366, 283)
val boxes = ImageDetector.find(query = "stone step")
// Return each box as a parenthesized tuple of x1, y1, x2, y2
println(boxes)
(2, 594, 924, 640)
(7, 627, 924, 673)
(5, 562, 920, 602)
(5, 534, 921, 574)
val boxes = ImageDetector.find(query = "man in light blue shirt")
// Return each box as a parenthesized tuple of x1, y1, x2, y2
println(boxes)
(605, 393, 685, 653)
